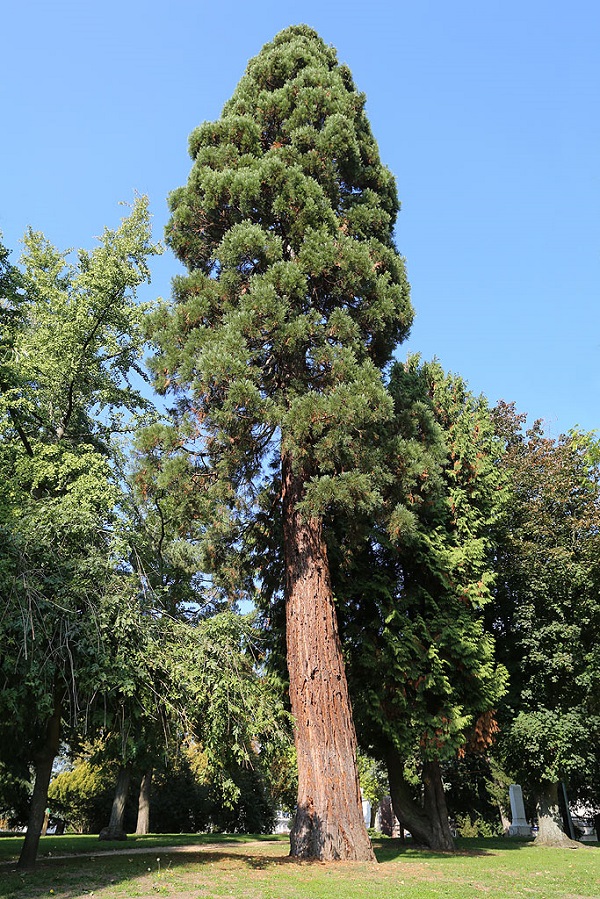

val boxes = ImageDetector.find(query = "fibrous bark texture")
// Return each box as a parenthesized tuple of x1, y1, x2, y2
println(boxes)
(283, 457, 374, 861)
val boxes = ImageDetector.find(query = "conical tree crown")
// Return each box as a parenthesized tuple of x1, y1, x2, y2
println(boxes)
(156, 26, 412, 514)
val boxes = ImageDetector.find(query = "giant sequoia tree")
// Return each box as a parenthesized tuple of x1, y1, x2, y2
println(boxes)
(152, 26, 412, 860)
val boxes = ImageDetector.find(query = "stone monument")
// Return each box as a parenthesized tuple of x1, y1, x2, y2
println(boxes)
(508, 784, 531, 837)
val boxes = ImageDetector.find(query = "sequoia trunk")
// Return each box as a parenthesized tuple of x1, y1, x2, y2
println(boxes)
(282, 455, 374, 861)
(135, 769, 153, 835)
(386, 746, 455, 851)
(99, 765, 131, 841)
(535, 781, 580, 847)
(18, 695, 62, 870)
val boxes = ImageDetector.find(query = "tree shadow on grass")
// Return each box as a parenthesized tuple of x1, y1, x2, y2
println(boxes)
(0, 832, 290, 867)
(372, 836, 537, 862)
(0, 848, 292, 899)
(0, 837, 550, 899)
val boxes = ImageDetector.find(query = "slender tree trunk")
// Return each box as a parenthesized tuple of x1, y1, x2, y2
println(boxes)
(498, 803, 511, 835)
(386, 746, 455, 851)
(282, 455, 374, 862)
(99, 765, 131, 841)
(135, 769, 153, 835)
(18, 695, 62, 870)
(534, 781, 580, 847)
(370, 804, 377, 829)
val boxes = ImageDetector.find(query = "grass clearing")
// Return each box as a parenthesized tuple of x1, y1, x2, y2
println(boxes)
(0, 834, 598, 899)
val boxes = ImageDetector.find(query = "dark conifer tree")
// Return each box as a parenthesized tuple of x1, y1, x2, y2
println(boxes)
(151, 25, 412, 860)
(335, 359, 507, 849)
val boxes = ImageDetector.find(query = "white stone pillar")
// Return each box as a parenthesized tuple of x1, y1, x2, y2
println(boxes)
(508, 784, 531, 837)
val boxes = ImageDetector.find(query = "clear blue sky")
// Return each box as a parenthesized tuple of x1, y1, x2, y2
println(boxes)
(2, 0, 598, 436)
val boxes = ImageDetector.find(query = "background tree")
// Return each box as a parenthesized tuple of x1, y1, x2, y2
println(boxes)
(0, 759, 32, 831)
(0, 239, 30, 833)
(91, 594, 190, 842)
(120, 423, 290, 835)
(48, 753, 118, 834)
(356, 751, 388, 828)
(0, 201, 160, 868)
(49, 735, 281, 835)
(0, 236, 24, 401)
(490, 404, 600, 845)
(336, 358, 507, 849)
(84, 541, 288, 840)
(442, 746, 512, 836)
(150, 25, 412, 860)
(92, 434, 228, 838)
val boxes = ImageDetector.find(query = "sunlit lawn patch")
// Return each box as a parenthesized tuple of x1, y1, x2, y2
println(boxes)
(0, 835, 598, 899)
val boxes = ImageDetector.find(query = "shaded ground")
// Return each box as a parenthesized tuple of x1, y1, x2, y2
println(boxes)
(0, 836, 598, 899)
(0, 839, 268, 864)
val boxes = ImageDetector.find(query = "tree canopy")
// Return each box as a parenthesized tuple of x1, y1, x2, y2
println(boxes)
(3, 24, 599, 862)
(149, 24, 412, 860)
(490, 404, 600, 844)
(334, 357, 507, 848)
(0, 200, 161, 867)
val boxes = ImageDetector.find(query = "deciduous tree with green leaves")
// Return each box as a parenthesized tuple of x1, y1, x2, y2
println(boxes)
(89, 441, 289, 841)
(0, 200, 160, 868)
(490, 404, 600, 846)
(150, 25, 412, 860)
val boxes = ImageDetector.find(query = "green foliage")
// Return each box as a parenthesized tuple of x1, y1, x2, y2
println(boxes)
(0, 760, 32, 828)
(357, 752, 388, 810)
(0, 238, 24, 397)
(149, 24, 412, 589)
(14, 199, 159, 442)
(490, 405, 600, 802)
(0, 199, 161, 782)
(206, 765, 277, 835)
(48, 759, 117, 833)
(259, 741, 298, 816)
(454, 813, 502, 838)
(48, 735, 280, 836)
(340, 358, 507, 766)
(70, 591, 289, 818)
(177, 611, 290, 805)
(442, 753, 510, 831)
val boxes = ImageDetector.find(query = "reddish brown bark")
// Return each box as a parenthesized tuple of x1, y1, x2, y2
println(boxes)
(282, 454, 374, 861)
(18, 694, 62, 870)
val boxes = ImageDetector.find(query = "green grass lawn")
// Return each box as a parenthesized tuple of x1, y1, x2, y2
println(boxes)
(0, 833, 284, 866)
(0, 834, 598, 899)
